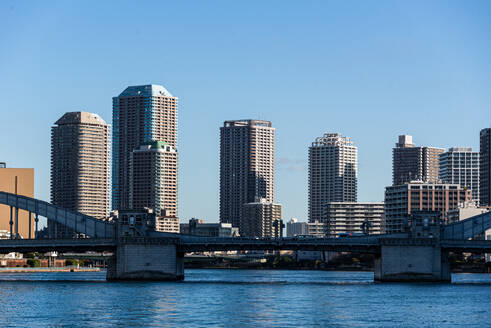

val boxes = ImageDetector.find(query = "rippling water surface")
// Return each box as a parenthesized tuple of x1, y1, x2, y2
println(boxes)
(0, 270, 490, 327)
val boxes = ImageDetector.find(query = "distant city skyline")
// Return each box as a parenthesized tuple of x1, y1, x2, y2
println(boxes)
(1, 1, 490, 222)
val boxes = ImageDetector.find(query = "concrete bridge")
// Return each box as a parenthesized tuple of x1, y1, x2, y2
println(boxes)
(1, 191, 491, 282)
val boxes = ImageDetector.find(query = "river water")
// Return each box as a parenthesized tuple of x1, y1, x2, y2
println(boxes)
(0, 270, 490, 327)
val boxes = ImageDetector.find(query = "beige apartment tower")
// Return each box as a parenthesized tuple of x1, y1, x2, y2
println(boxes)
(392, 135, 444, 185)
(129, 141, 178, 218)
(0, 165, 35, 238)
(220, 120, 275, 232)
(51, 112, 110, 220)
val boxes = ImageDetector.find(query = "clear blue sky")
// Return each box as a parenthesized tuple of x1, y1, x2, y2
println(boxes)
(1, 1, 490, 223)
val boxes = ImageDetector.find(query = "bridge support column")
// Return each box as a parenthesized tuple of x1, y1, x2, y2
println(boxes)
(107, 238, 184, 281)
(374, 239, 450, 282)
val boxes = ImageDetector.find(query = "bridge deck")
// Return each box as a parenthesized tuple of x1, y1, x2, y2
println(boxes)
(178, 236, 381, 253)
(0, 238, 116, 253)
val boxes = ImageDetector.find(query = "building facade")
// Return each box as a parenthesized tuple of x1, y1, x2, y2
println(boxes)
(219, 120, 275, 231)
(129, 141, 178, 217)
(112, 84, 178, 210)
(392, 135, 444, 186)
(446, 201, 489, 224)
(481, 128, 491, 206)
(439, 147, 480, 204)
(51, 112, 110, 220)
(286, 218, 308, 237)
(324, 202, 384, 237)
(308, 133, 357, 223)
(0, 165, 34, 238)
(180, 218, 239, 237)
(307, 221, 326, 237)
(155, 213, 180, 233)
(384, 182, 472, 233)
(241, 199, 282, 238)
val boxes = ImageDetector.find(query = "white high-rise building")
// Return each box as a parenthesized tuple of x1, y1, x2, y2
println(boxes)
(308, 133, 357, 222)
(439, 147, 480, 205)
(324, 202, 384, 237)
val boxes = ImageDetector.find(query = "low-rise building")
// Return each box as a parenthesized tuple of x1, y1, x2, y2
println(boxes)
(384, 182, 472, 234)
(307, 220, 326, 237)
(241, 199, 282, 238)
(446, 202, 490, 224)
(156, 211, 180, 233)
(180, 218, 239, 237)
(286, 218, 308, 237)
(324, 202, 384, 237)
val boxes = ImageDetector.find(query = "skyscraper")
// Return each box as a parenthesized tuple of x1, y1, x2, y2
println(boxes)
(219, 120, 275, 231)
(308, 133, 357, 222)
(51, 112, 110, 220)
(129, 141, 178, 217)
(481, 128, 491, 206)
(392, 135, 444, 185)
(112, 84, 178, 210)
(439, 147, 480, 204)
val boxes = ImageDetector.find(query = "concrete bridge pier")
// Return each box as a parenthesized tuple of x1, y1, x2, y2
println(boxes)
(107, 238, 184, 281)
(374, 238, 450, 282)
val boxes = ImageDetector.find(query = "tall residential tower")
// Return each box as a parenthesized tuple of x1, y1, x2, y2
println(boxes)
(51, 112, 110, 220)
(308, 133, 357, 222)
(129, 141, 178, 217)
(112, 84, 178, 211)
(219, 120, 275, 231)
(392, 135, 444, 185)
(481, 128, 491, 206)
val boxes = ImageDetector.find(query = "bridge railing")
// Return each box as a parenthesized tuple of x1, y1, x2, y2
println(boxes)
(442, 211, 491, 240)
(0, 191, 115, 239)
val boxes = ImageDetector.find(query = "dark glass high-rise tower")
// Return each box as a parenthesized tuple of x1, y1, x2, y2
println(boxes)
(481, 128, 491, 206)
(219, 120, 275, 230)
